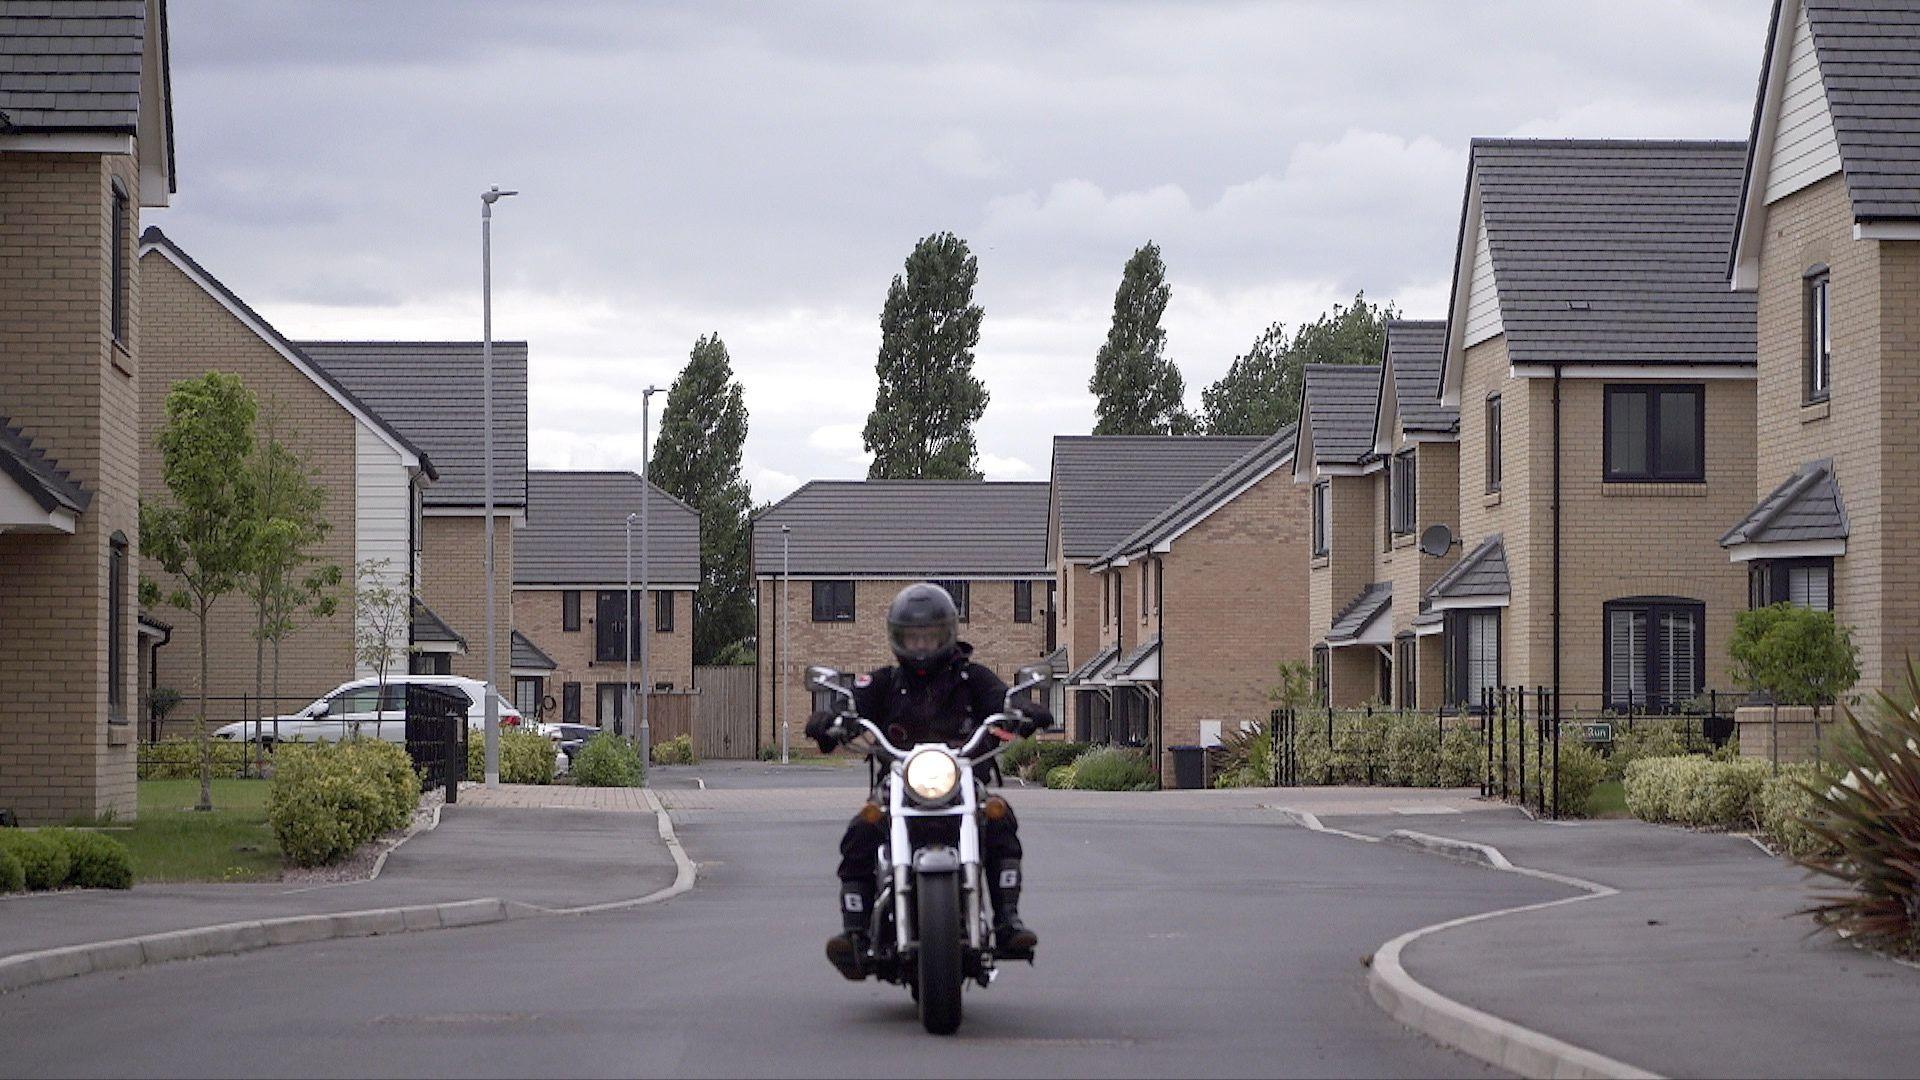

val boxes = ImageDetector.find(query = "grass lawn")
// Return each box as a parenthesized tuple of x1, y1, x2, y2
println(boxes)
(1586, 779, 1629, 819)
(118, 779, 282, 883)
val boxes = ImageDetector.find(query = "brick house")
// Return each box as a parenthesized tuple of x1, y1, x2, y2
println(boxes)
(512, 470, 699, 728)
(1369, 320, 1461, 710)
(297, 341, 529, 688)
(1084, 426, 1310, 781)
(1432, 139, 1758, 713)
(752, 481, 1052, 754)
(137, 230, 440, 709)
(0, 1, 176, 823)
(1722, 0, 1920, 697)
(1294, 363, 1390, 708)
(1047, 435, 1264, 739)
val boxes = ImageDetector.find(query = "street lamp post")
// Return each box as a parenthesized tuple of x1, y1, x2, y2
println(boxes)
(480, 185, 516, 788)
(624, 512, 637, 740)
(780, 524, 791, 765)
(639, 385, 661, 781)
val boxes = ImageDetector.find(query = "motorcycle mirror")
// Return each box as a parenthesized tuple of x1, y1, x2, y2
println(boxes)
(805, 666, 843, 691)
(1015, 664, 1052, 689)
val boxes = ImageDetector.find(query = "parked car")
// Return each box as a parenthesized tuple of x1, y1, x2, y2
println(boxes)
(212, 676, 544, 746)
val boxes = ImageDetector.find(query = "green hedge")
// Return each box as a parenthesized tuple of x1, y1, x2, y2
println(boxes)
(268, 739, 419, 868)
(0, 830, 70, 890)
(138, 737, 256, 781)
(1043, 763, 1078, 790)
(1000, 736, 1040, 776)
(1756, 764, 1840, 859)
(650, 733, 697, 766)
(1602, 719, 1694, 781)
(572, 732, 644, 788)
(1066, 746, 1156, 791)
(0, 846, 22, 893)
(0, 829, 132, 891)
(1624, 756, 1770, 830)
(1020, 741, 1091, 782)
(47, 829, 133, 889)
(465, 729, 557, 785)
(1288, 712, 1485, 790)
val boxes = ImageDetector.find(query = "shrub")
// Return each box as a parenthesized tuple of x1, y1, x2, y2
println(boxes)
(0, 846, 23, 893)
(1730, 602, 1860, 707)
(1212, 724, 1273, 788)
(1603, 719, 1693, 781)
(1438, 722, 1484, 787)
(1625, 756, 1706, 823)
(1384, 714, 1443, 787)
(1068, 746, 1156, 791)
(138, 736, 255, 781)
(465, 729, 557, 785)
(1756, 764, 1839, 859)
(1624, 755, 1768, 829)
(572, 732, 644, 788)
(1542, 738, 1607, 818)
(0, 829, 72, 890)
(1020, 741, 1091, 782)
(46, 829, 133, 890)
(269, 739, 418, 868)
(1000, 736, 1040, 777)
(1043, 763, 1078, 790)
(650, 733, 697, 766)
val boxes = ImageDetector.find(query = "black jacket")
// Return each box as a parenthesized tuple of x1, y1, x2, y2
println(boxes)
(850, 642, 1009, 749)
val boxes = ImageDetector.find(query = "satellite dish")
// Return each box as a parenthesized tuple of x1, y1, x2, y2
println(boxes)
(1419, 524, 1459, 559)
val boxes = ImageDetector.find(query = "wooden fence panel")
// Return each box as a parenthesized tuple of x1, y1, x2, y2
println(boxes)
(693, 665, 757, 759)
(644, 691, 695, 747)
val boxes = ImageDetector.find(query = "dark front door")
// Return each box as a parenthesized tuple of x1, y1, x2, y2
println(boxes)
(596, 590, 633, 662)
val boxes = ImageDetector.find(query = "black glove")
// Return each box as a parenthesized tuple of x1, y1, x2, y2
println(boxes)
(1015, 703, 1055, 739)
(803, 710, 842, 753)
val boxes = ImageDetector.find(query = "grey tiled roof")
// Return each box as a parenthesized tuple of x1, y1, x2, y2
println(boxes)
(1426, 535, 1510, 603)
(1302, 364, 1382, 466)
(1112, 634, 1160, 680)
(1066, 643, 1118, 685)
(516, 471, 700, 586)
(1041, 646, 1069, 678)
(1410, 607, 1444, 630)
(300, 341, 527, 508)
(752, 480, 1051, 577)
(1471, 140, 1756, 367)
(510, 630, 556, 672)
(1326, 582, 1392, 643)
(1720, 459, 1850, 547)
(0, 2, 144, 132)
(1384, 321, 1455, 433)
(411, 596, 466, 650)
(141, 230, 437, 480)
(1098, 425, 1297, 562)
(1050, 435, 1266, 560)
(0, 414, 89, 513)
(1805, 0, 1920, 221)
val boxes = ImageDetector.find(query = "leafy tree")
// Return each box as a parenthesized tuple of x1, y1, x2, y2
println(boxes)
(1090, 242, 1196, 435)
(241, 403, 341, 759)
(1731, 603, 1860, 707)
(651, 334, 755, 664)
(353, 559, 412, 724)
(141, 372, 258, 812)
(1201, 292, 1398, 435)
(862, 231, 989, 479)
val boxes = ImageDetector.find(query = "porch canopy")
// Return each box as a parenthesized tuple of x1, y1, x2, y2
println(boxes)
(1109, 635, 1160, 683)
(0, 416, 88, 534)
(510, 629, 556, 678)
(1720, 459, 1848, 562)
(1326, 583, 1393, 648)
(1066, 643, 1119, 687)
(1424, 535, 1510, 612)
(410, 596, 468, 657)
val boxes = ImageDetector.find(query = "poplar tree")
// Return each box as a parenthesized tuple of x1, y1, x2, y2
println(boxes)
(862, 232, 988, 479)
(1090, 242, 1196, 435)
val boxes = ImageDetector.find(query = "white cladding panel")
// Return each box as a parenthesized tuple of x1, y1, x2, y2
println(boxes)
(1765, 3, 1843, 204)
(355, 421, 412, 677)
(1463, 209, 1504, 347)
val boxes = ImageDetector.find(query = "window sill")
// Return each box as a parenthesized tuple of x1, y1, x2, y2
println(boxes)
(1601, 482, 1708, 497)
(1482, 491, 1502, 508)
(110, 339, 133, 378)
(1392, 533, 1417, 551)
(1311, 555, 1330, 569)
(1801, 400, 1830, 423)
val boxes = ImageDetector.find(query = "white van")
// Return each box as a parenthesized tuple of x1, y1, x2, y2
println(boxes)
(212, 675, 545, 745)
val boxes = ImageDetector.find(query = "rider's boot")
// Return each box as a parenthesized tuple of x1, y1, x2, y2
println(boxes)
(825, 879, 872, 980)
(989, 858, 1038, 959)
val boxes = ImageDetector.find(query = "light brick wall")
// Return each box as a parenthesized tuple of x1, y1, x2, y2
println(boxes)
(511, 586, 695, 724)
(137, 250, 360, 711)
(1157, 464, 1311, 781)
(1387, 436, 1459, 709)
(1308, 471, 1382, 707)
(0, 152, 141, 822)
(1750, 174, 1920, 694)
(755, 577, 1049, 748)
(1458, 334, 1535, 689)
(420, 515, 515, 687)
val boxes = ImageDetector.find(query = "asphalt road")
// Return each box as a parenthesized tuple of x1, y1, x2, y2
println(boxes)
(0, 774, 1570, 1078)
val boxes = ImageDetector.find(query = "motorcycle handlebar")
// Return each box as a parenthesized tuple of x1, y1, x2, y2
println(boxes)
(829, 711, 1021, 765)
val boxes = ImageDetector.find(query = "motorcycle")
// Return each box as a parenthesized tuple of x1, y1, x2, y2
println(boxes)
(806, 662, 1050, 1036)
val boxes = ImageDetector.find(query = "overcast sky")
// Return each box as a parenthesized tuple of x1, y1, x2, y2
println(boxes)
(150, 1, 1770, 505)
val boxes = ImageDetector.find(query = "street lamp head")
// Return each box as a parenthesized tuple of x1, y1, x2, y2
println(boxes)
(626, 512, 639, 525)
(481, 187, 519, 205)
(780, 524, 791, 534)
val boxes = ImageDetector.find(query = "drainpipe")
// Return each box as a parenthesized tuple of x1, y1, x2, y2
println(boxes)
(1154, 554, 1166, 787)
(1552, 364, 1564, 741)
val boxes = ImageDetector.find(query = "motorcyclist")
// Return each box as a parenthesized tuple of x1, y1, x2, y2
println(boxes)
(804, 582, 1052, 981)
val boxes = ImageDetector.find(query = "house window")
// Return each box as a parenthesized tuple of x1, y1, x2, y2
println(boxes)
(108, 534, 127, 722)
(1139, 562, 1151, 618)
(111, 186, 129, 346)
(1378, 650, 1393, 705)
(1381, 470, 1393, 552)
(811, 580, 855, 623)
(1486, 395, 1503, 493)
(1312, 645, 1330, 709)
(562, 682, 582, 721)
(1311, 481, 1330, 557)
(1750, 558, 1834, 612)
(1805, 266, 1831, 403)
(1445, 610, 1500, 712)
(596, 683, 626, 727)
(1395, 634, 1416, 710)
(411, 653, 452, 675)
(1605, 385, 1704, 483)
(655, 590, 674, 633)
(562, 590, 581, 632)
(1013, 580, 1033, 624)
(1391, 450, 1418, 536)
(595, 590, 641, 661)
(514, 677, 544, 718)
(931, 580, 970, 622)
(1604, 598, 1705, 711)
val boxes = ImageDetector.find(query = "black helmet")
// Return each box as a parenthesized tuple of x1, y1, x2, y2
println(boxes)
(887, 583, 959, 669)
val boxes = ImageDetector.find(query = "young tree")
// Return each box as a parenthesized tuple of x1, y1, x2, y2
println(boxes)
(1201, 292, 1398, 435)
(1090, 242, 1196, 435)
(140, 372, 258, 812)
(353, 559, 412, 729)
(651, 333, 755, 664)
(241, 404, 341, 754)
(862, 231, 989, 479)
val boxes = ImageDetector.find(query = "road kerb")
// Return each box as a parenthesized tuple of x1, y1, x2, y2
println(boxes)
(530, 787, 699, 916)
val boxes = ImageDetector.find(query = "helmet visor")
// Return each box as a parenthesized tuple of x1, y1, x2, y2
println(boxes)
(890, 619, 957, 663)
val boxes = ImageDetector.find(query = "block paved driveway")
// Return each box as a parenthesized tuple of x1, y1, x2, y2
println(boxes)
(0, 766, 1564, 1079)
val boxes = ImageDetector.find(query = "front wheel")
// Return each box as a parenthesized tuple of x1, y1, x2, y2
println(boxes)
(915, 872, 964, 1035)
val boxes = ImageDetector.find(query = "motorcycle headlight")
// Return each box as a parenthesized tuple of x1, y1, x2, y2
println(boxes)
(903, 749, 961, 803)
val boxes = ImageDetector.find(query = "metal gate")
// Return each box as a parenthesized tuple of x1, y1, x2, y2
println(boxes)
(693, 665, 756, 759)
(405, 682, 467, 803)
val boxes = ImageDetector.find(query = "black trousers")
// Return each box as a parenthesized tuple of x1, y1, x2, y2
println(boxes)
(837, 798, 1022, 882)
